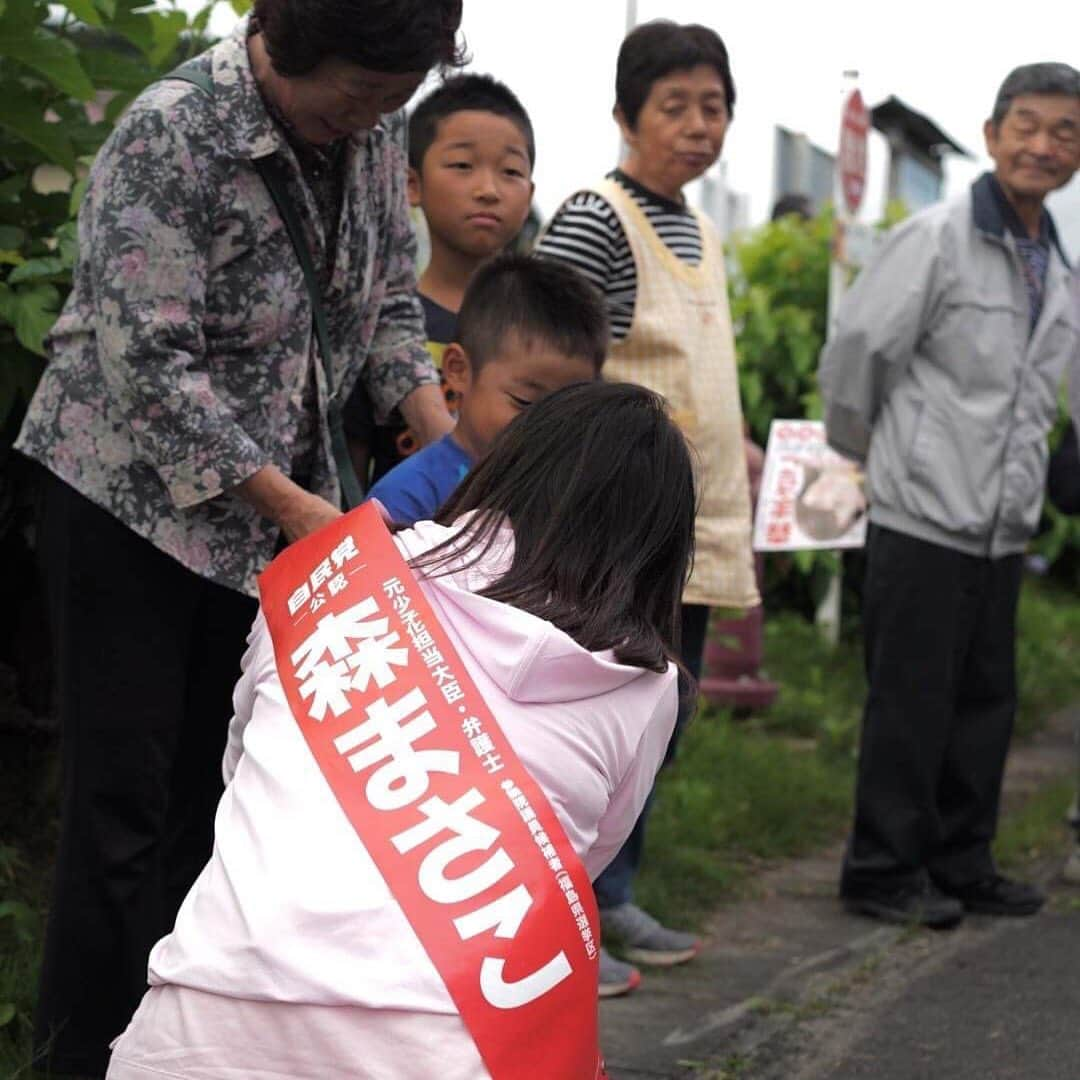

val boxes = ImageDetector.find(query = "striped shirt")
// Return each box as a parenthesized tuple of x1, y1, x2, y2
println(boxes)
(536, 169, 702, 342)
(987, 173, 1051, 333)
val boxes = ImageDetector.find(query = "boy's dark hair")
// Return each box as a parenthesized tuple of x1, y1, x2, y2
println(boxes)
(417, 381, 697, 674)
(408, 73, 536, 171)
(456, 253, 608, 373)
(616, 20, 736, 130)
(990, 62, 1080, 127)
(253, 0, 466, 78)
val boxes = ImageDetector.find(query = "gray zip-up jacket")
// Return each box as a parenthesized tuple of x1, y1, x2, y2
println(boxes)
(819, 174, 1080, 558)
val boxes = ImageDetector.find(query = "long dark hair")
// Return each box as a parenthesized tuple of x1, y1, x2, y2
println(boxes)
(414, 382, 696, 674)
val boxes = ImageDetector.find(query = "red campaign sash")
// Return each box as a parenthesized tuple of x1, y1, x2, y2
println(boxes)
(258, 503, 605, 1080)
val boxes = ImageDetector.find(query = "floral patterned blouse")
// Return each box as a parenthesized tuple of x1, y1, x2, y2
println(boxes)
(16, 19, 436, 596)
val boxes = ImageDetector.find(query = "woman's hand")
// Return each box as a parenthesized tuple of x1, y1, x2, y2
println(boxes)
(277, 490, 344, 543)
(235, 466, 343, 543)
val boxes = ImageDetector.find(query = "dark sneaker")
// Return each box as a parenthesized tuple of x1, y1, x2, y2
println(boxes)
(940, 874, 1045, 916)
(841, 880, 964, 929)
(600, 902, 699, 966)
(598, 946, 641, 998)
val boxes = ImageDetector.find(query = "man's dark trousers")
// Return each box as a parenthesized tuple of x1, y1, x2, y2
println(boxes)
(842, 525, 1023, 895)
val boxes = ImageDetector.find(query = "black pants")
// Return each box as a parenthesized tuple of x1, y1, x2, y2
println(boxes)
(593, 603, 710, 910)
(33, 477, 257, 1077)
(841, 526, 1022, 895)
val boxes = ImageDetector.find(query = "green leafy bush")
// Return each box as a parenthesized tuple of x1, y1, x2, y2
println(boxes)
(0, 5, 246, 1069)
(728, 208, 833, 446)
(727, 209, 837, 616)
(728, 200, 1080, 611)
(0, 0, 242, 433)
(727, 203, 926, 619)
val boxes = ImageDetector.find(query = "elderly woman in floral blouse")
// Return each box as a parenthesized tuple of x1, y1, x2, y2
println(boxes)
(15, 1, 463, 1075)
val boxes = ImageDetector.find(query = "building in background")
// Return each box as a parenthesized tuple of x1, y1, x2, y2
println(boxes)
(772, 126, 835, 214)
(767, 97, 975, 223)
(695, 161, 751, 238)
(868, 96, 1079, 256)
(870, 96, 970, 212)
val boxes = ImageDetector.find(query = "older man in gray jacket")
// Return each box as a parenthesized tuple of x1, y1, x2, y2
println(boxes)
(820, 62, 1080, 928)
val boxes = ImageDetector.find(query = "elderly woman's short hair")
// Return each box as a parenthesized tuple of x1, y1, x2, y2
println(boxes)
(615, 20, 736, 130)
(254, 0, 466, 77)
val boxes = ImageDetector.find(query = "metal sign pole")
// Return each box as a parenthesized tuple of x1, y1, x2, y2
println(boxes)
(816, 70, 864, 647)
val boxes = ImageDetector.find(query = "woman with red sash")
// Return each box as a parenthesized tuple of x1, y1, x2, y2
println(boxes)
(106, 381, 695, 1080)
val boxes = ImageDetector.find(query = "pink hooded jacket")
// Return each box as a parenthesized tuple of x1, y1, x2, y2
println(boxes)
(132, 518, 678, 1078)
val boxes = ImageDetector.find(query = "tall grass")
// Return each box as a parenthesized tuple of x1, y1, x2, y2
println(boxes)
(638, 574, 1080, 929)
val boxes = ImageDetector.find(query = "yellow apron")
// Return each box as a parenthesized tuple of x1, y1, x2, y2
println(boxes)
(583, 179, 757, 609)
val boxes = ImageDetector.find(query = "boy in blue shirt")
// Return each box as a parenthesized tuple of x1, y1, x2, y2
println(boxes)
(368, 253, 608, 523)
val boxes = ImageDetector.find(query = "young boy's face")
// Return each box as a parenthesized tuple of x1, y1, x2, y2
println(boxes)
(444, 332, 595, 459)
(409, 110, 534, 258)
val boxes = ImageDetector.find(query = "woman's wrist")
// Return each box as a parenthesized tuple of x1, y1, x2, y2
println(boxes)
(236, 466, 314, 529)
(236, 467, 343, 542)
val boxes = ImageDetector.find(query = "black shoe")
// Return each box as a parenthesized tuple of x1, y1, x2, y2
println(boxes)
(938, 874, 1045, 917)
(841, 880, 964, 929)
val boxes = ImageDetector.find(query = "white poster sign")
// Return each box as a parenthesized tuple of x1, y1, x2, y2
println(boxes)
(753, 420, 868, 552)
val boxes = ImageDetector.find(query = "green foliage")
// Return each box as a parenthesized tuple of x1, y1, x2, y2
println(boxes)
(1015, 574, 1080, 737)
(877, 198, 910, 231)
(636, 712, 853, 928)
(994, 777, 1074, 871)
(729, 202, 1080, 606)
(0, 0, 225, 432)
(728, 208, 833, 445)
(0, 719, 60, 1074)
(755, 608, 866, 758)
(0, 7, 231, 1068)
(0, 841, 42, 1073)
(1029, 401, 1080, 584)
(759, 574, 1080, 762)
(638, 574, 1080, 931)
(727, 208, 838, 614)
(727, 206, 912, 615)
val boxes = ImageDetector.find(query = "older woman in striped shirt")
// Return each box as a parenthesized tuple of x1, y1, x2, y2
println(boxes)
(536, 18, 761, 997)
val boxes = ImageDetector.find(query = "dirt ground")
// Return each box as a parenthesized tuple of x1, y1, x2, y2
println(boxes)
(601, 708, 1080, 1080)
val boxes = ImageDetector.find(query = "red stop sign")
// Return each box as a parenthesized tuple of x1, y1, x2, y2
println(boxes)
(839, 89, 869, 214)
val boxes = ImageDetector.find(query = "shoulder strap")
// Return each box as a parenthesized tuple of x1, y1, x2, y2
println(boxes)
(251, 154, 364, 510)
(165, 63, 364, 510)
(168, 60, 213, 97)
